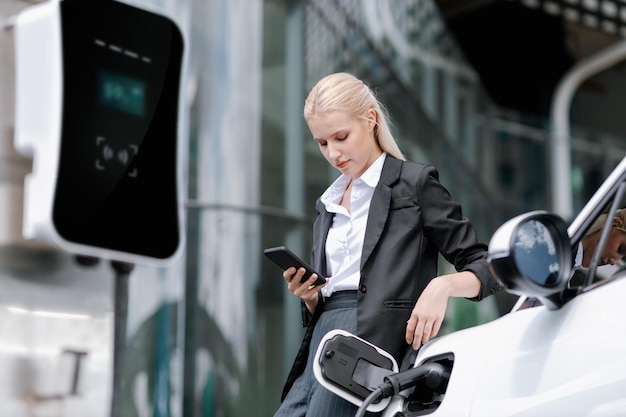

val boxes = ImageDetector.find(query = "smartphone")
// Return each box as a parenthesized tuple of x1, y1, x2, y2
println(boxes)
(264, 246, 326, 286)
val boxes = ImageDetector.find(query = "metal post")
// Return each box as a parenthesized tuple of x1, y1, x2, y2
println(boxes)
(550, 38, 626, 220)
(283, 0, 306, 377)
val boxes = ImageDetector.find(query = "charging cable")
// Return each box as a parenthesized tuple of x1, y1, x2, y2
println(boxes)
(354, 362, 447, 417)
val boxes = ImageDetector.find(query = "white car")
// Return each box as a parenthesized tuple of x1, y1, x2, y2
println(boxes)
(314, 155, 626, 417)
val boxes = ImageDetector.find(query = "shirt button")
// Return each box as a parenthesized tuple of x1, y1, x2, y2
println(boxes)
(359, 284, 367, 293)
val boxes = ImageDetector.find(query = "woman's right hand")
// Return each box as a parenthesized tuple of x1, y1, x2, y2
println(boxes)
(284, 267, 328, 314)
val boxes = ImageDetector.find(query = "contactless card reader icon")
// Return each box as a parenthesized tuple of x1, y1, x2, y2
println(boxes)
(14, 0, 186, 265)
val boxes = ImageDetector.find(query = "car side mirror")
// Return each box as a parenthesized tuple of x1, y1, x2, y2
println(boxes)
(488, 211, 572, 310)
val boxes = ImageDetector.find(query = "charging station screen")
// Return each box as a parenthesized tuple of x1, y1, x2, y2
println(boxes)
(53, 0, 184, 260)
(98, 69, 145, 117)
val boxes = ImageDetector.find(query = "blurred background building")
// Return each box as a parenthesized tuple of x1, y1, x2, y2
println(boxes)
(0, 0, 624, 416)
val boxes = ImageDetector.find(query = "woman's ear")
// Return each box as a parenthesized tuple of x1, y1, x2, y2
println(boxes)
(366, 109, 377, 131)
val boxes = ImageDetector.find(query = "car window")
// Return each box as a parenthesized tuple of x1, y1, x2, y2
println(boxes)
(572, 181, 626, 289)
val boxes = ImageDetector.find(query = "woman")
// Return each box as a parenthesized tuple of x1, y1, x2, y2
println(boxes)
(579, 208, 626, 268)
(274, 72, 500, 417)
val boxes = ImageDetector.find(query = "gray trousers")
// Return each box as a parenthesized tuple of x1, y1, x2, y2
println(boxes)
(274, 291, 379, 417)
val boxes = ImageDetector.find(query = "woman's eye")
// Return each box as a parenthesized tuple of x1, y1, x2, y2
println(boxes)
(337, 135, 348, 141)
(618, 244, 626, 256)
(318, 141, 327, 147)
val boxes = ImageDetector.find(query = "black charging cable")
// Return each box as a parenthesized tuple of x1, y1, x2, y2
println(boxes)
(354, 386, 385, 417)
(354, 362, 447, 417)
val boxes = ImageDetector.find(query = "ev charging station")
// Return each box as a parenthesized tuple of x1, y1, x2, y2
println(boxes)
(1, 1, 187, 415)
(14, 0, 185, 266)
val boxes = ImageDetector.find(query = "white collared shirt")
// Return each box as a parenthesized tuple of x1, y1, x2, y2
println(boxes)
(319, 153, 386, 297)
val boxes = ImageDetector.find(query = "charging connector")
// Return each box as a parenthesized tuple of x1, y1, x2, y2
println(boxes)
(354, 363, 448, 417)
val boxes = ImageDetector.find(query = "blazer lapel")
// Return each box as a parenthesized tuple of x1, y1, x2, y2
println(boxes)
(313, 199, 334, 276)
(360, 157, 402, 269)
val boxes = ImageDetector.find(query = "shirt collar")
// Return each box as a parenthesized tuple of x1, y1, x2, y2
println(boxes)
(360, 152, 386, 188)
(320, 153, 386, 206)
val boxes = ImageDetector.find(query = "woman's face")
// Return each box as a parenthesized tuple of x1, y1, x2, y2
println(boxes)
(600, 227, 626, 266)
(583, 225, 626, 267)
(307, 109, 381, 179)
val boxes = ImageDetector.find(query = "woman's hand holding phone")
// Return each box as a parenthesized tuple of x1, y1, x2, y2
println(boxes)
(264, 246, 328, 312)
(263, 246, 326, 286)
(283, 266, 327, 313)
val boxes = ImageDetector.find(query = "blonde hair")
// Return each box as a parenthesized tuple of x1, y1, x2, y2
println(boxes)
(586, 208, 626, 236)
(303, 72, 406, 160)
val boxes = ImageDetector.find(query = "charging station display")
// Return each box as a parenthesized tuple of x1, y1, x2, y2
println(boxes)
(47, 0, 184, 260)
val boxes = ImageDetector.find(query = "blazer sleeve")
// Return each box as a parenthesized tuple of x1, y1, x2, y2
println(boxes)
(300, 292, 324, 327)
(416, 165, 501, 300)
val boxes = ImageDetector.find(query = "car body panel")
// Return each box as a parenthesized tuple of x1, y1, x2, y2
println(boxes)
(410, 270, 626, 417)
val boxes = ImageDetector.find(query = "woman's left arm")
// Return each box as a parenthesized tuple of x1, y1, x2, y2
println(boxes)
(404, 164, 499, 349)
(405, 271, 481, 349)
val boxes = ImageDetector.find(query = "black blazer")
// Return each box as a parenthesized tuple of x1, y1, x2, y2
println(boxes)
(281, 156, 501, 400)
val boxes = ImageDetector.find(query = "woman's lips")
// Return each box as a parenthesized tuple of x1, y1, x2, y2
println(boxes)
(336, 160, 349, 169)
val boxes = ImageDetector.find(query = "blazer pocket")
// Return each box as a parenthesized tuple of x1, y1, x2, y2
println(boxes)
(390, 196, 414, 210)
(383, 299, 414, 309)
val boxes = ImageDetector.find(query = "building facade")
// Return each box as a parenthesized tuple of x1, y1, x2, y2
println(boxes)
(0, 0, 624, 416)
